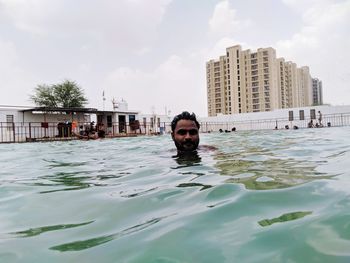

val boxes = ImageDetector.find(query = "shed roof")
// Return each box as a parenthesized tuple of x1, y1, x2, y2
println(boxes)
(20, 107, 99, 113)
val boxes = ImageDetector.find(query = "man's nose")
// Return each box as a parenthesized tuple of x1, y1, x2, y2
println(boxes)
(184, 132, 192, 139)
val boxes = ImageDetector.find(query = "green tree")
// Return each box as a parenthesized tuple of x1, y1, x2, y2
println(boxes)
(30, 84, 57, 107)
(31, 80, 88, 108)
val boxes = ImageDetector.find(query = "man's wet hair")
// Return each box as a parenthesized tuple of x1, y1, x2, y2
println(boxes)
(171, 111, 200, 132)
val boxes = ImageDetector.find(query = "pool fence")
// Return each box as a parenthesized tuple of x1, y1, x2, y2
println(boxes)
(0, 112, 349, 143)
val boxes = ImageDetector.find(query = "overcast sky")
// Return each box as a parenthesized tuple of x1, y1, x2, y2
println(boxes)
(0, 0, 349, 116)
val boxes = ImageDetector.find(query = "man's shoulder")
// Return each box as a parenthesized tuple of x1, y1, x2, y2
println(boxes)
(198, 145, 217, 152)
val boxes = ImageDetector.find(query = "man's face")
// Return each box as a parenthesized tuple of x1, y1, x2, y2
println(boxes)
(172, 119, 199, 152)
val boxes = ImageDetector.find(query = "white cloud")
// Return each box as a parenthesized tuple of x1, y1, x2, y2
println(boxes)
(276, 0, 350, 104)
(0, 0, 172, 51)
(208, 0, 252, 38)
(0, 40, 38, 106)
(103, 54, 205, 115)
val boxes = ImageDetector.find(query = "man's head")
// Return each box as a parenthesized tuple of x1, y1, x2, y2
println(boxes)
(171, 111, 200, 153)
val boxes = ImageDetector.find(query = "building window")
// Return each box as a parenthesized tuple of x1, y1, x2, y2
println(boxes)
(6, 115, 14, 131)
(6, 115, 14, 123)
(107, 115, 113, 127)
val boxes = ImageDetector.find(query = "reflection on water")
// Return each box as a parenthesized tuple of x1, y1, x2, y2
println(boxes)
(50, 217, 165, 252)
(11, 221, 94, 237)
(172, 151, 202, 167)
(258, 211, 312, 227)
(177, 182, 212, 191)
(215, 153, 335, 190)
(44, 159, 88, 168)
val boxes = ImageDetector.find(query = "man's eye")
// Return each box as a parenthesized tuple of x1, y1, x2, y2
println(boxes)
(177, 130, 186, 135)
(189, 129, 198, 135)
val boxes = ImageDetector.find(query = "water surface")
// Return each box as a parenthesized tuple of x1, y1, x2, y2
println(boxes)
(0, 127, 349, 262)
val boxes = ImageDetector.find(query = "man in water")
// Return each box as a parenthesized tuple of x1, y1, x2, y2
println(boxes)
(171, 111, 200, 154)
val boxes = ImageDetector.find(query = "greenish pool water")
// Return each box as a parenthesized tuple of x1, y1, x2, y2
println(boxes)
(1, 127, 350, 262)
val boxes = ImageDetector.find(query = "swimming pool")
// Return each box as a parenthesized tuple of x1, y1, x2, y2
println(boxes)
(0, 127, 349, 262)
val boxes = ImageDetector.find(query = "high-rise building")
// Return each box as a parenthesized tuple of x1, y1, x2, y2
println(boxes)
(206, 44, 320, 116)
(312, 78, 323, 105)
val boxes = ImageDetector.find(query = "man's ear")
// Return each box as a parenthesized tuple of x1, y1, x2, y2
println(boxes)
(171, 132, 174, 140)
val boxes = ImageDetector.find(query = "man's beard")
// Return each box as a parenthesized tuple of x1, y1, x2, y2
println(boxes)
(175, 139, 199, 152)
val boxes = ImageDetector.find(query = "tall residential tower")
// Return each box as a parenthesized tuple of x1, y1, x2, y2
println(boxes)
(206, 45, 321, 116)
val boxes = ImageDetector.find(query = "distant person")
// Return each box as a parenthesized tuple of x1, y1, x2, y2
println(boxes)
(293, 125, 299, 130)
(171, 111, 200, 154)
(219, 129, 223, 133)
(285, 125, 289, 129)
(232, 127, 236, 132)
(97, 123, 106, 138)
(318, 111, 322, 126)
(79, 125, 84, 135)
(308, 119, 315, 128)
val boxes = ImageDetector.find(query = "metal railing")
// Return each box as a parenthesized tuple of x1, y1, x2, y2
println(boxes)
(199, 112, 350, 132)
(0, 121, 172, 143)
(1, 112, 350, 143)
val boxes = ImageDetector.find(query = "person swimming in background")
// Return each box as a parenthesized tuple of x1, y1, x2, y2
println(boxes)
(308, 119, 315, 128)
(171, 111, 217, 157)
